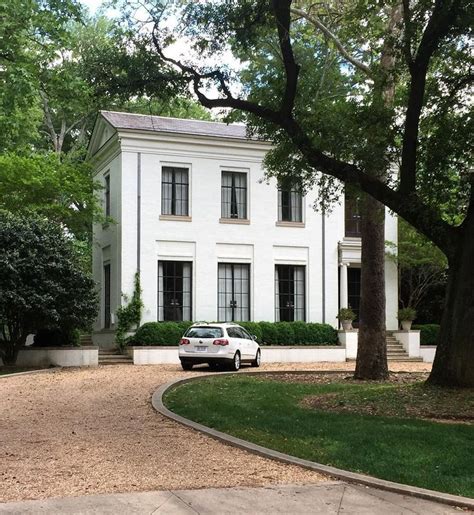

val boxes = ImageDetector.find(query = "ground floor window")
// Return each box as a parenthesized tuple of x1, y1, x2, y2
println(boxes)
(158, 261, 192, 321)
(347, 267, 361, 325)
(275, 265, 305, 321)
(104, 263, 111, 328)
(218, 263, 250, 321)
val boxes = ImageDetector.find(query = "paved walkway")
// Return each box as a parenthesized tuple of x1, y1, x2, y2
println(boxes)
(0, 483, 463, 514)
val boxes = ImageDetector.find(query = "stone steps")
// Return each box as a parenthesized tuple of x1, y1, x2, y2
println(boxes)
(98, 349, 133, 365)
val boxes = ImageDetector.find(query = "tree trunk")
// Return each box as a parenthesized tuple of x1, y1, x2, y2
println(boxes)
(355, 193, 388, 380)
(428, 208, 474, 387)
(1, 342, 21, 366)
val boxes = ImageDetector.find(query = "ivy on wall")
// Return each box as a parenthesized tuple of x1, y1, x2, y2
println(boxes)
(115, 272, 143, 352)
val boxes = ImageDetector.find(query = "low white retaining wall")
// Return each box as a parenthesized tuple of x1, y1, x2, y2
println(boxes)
(419, 346, 437, 363)
(338, 331, 358, 359)
(131, 345, 346, 365)
(14, 346, 99, 367)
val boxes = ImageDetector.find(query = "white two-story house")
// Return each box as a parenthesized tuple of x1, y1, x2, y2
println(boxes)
(88, 111, 398, 346)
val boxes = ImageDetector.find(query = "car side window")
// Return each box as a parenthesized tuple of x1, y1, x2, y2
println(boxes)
(238, 328, 252, 340)
(226, 327, 239, 338)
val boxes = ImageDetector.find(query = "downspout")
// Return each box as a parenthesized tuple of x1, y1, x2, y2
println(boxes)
(137, 153, 141, 271)
(322, 208, 326, 323)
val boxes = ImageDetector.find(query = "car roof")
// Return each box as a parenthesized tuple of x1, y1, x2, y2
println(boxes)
(190, 322, 242, 327)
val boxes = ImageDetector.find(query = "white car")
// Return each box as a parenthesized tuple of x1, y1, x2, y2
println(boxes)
(179, 323, 261, 371)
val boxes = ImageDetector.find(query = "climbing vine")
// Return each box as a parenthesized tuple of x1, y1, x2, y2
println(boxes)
(115, 271, 143, 352)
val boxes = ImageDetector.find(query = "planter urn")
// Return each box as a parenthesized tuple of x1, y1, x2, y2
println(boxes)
(401, 320, 412, 331)
(341, 320, 353, 331)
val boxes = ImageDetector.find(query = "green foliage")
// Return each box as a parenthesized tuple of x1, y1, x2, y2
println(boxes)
(337, 308, 356, 321)
(412, 324, 440, 346)
(131, 322, 193, 346)
(397, 307, 417, 321)
(0, 212, 98, 364)
(33, 328, 80, 347)
(0, 153, 102, 242)
(115, 272, 143, 352)
(130, 321, 337, 346)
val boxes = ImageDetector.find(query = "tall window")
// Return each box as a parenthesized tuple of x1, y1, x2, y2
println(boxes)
(158, 261, 192, 321)
(104, 263, 111, 328)
(345, 188, 361, 237)
(104, 174, 111, 217)
(221, 171, 247, 219)
(348, 267, 361, 325)
(278, 186, 302, 222)
(275, 265, 305, 321)
(161, 167, 189, 216)
(218, 263, 250, 321)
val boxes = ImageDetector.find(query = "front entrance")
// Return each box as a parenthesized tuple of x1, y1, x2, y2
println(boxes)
(347, 267, 361, 326)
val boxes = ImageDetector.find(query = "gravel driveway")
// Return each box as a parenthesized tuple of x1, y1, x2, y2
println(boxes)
(0, 362, 431, 502)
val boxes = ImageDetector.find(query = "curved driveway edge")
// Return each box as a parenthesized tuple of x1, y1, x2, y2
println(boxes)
(152, 372, 474, 511)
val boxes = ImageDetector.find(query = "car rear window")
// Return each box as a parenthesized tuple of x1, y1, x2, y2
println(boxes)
(185, 327, 224, 338)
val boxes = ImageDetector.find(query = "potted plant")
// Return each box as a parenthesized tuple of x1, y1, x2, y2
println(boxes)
(337, 308, 356, 330)
(397, 307, 417, 330)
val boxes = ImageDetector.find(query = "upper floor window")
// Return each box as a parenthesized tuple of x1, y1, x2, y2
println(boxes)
(278, 186, 302, 222)
(162, 166, 189, 216)
(104, 174, 111, 217)
(345, 188, 361, 237)
(221, 171, 247, 219)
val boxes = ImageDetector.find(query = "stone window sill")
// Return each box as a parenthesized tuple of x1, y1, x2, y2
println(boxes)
(276, 221, 305, 228)
(159, 215, 192, 222)
(219, 218, 251, 225)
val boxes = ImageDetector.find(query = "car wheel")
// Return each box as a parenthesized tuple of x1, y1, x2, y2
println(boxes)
(230, 351, 241, 371)
(181, 361, 193, 371)
(252, 349, 261, 368)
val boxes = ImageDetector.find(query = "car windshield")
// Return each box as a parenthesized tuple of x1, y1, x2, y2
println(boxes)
(185, 327, 224, 338)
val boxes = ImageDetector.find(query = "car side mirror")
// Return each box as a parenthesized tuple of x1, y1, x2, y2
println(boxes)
(252, 334, 257, 340)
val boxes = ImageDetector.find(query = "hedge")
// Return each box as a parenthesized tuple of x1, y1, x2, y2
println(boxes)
(412, 324, 440, 345)
(130, 321, 338, 346)
(33, 328, 80, 347)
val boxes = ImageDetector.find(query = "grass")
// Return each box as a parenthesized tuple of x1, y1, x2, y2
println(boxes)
(164, 374, 474, 498)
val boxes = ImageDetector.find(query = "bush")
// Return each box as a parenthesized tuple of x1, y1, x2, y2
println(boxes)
(131, 322, 193, 346)
(397, 307, 417, 321)
(238, 322, 263, 343)
(33, 328, 80, 347)
(130, 321, 338, 346)
(412, 324, 440, 345)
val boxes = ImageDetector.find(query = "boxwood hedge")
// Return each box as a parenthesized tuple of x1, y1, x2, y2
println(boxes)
(412, 324, 440, 345)
(130, 321, 338, 346)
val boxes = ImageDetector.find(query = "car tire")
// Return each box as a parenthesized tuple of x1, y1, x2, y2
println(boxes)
(230, 351, 241, 371)
(251, 349, 261, 368)
(181, 360, 193, 371)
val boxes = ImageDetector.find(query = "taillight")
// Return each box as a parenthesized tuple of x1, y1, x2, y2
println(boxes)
(213, 339, 229, 346)
(179, 338, 190, 345)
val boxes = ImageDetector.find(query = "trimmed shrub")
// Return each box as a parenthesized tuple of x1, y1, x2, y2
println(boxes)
(412, 324, 440, 345)
(238, 322, 263, 343)
(130, 321, 338, 346)
(131, 322, 193, 346)
(33, 328, 80, 347)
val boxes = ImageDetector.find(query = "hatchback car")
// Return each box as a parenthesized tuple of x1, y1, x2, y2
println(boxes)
(179, 323, 261, 371)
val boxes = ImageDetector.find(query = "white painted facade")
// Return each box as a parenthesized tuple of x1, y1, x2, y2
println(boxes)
(88, 112, 398, 345)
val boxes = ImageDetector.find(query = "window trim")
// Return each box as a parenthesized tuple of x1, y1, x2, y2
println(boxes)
(157, 260, 193, 322)
(161, 166, 190, 217)
(277, 186, 303, 223)
(217, 262, 251, 322)
(221, 170, 249, 220)
(275, 264, 306, 322)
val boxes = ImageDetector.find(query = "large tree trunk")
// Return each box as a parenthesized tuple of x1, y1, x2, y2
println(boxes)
(428, 207, 474, 387)
(355, 193, 388, 380)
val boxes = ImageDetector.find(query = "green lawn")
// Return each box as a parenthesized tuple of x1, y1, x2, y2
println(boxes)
(164, 374, 474, 498)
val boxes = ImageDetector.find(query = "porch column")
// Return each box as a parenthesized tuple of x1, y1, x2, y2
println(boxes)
(339, 263, 348, 308)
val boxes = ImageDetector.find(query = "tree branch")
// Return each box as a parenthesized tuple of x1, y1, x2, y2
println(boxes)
(399, 0, 462, 194)
(290, 6, 372, 76)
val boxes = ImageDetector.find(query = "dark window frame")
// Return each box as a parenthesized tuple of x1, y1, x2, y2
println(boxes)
(217, 263, 251, 322)
(104, 174, 111, 218)
(278, 186, 303, 222)
(161, 166, 189, 216)
(104, 263, 111, 328)
(157, 260, 193, 321)
(275, 265, 306, 322)
(221, 171, 247, 219)
(345, 189, 362, 237)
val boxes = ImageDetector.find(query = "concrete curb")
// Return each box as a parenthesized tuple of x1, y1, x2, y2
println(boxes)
(0, 367, 60, 380)
(152, 371, 474, 511)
